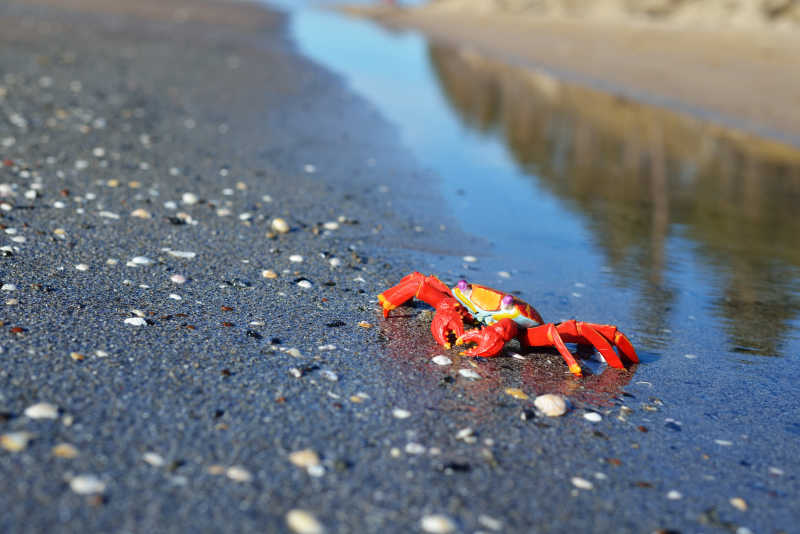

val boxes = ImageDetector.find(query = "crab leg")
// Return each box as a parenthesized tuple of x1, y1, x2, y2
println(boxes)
(523, 324, 584, 376)
(378, 272, 466, 348)
(523, 320, 639, 375)
(588, 325, 639, 365)
(378, 272, 452, 318)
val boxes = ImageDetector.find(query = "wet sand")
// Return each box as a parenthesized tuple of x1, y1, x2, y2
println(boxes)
(344, 3, 800, 147)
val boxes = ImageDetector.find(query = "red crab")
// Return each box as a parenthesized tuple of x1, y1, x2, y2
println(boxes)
(378, 272, 638, 376)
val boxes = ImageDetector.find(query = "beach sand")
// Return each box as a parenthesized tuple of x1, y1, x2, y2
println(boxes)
(344, 2, 800, 146)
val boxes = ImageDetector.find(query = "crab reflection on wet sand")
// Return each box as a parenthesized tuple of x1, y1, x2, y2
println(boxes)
(376, 307, 637, 409)
(379, 272, 639, 377)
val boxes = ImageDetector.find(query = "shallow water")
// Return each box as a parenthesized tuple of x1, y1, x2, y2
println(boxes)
(281, 4, 800, 364)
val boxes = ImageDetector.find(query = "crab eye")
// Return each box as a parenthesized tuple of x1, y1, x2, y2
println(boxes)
(501, 295, 514, 309)
(457, 280, 469, 291)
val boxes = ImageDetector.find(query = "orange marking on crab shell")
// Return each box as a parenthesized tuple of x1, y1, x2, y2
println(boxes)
(469, 285, 503, 311)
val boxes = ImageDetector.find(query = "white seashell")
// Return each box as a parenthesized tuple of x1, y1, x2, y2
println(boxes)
(432, 355, 452, 366)
(583, 412, 602, 423)
(124, 317, 147, 326)
(24, 402, 59, 419)
(420, 514, 456, 533)
(392, 408, 411, 419)
(226, 466, 253, 482)
(70, 475, 106, 494)
(534, 394, 568, 416)
(458, 368, 481, 380)
(571, 477, 593, 490)
(130, 256, 153, 266)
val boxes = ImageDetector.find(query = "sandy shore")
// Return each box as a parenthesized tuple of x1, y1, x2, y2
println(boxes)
(345, 3, 800, 147)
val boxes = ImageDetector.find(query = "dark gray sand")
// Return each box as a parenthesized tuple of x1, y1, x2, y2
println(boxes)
(0, 1, 796, 533)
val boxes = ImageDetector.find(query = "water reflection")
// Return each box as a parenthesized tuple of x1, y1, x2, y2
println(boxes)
(428, 44, 800, 358)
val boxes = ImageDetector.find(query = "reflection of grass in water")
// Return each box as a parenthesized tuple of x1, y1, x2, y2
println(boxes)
(428, 43, 800, 356)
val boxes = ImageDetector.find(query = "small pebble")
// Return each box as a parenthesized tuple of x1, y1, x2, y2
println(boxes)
(287, 348, 302, 358)
(75, 264, 89, 271)
(504, 388, 528, 400)
(129, 256, 153, 266)
(455, 428, 474, 441)
(143, 452, 165, 467)
(534, 394, 568, 417)
(167, 250, 196, 259)
(715, 439, 733, 446)
(286, 509, 324, 534)
(478, 514, 503, 531)
(181, 192, 199, 205)
(583, 412, 602, 423)
(320, 370, 338, 381)
(70, 352, 85, 361)
(297, 280, 312, 289)
(432, 355, 452, 366)
(462, 255, 477, 263)
(52, 443, 79, 459)
(405, 443, 426, 455)
(70, 475, 106, 495)
(124, 317, 147, 326)
(130, 208, 151, 219)
(1, 432, 33, 452)
(170, 274, 187, 284)
(322, 221, 339, 231)
(262, 269, 278, 279)
(571, 477, 594, 490)
(420, 514, 456, 534)
(24, 402, 59, 419)
(289, 449, 320, 468)
(392, 408, 411, 419)
(226, 466, 253, 483)
(730, 497, 748, 511)
(666, 490, 683, 500)
(1, 284, 17, 291)
(289, 254, 303, 263)
(458, 369, 481, 380)
(207, 465, 226, 475)
(328, 258, 342, 268)
(271, 218, 290, 234)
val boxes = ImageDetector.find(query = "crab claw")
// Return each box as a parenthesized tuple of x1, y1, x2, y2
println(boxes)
(431, 300, 466, 348)
(456, 318, 518, 357)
